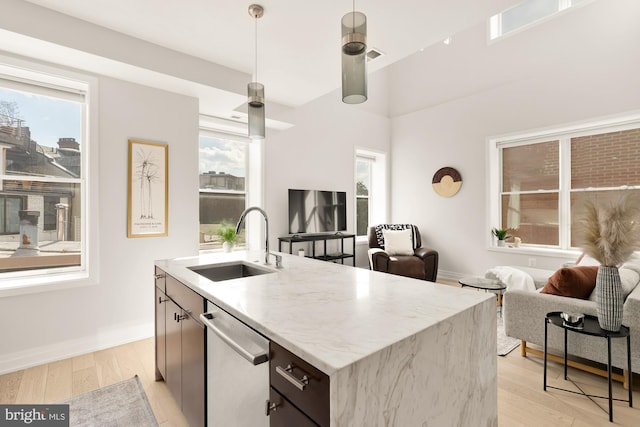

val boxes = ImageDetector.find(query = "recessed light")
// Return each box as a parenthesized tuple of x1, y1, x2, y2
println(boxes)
(443, 37, 452, 45)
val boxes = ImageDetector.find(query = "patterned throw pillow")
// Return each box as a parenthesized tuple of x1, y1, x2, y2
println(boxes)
(374, 224, 417, 249)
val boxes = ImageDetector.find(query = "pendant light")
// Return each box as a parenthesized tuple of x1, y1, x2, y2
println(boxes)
(341, 1, 367, 104)
(248, 4, 265, 140)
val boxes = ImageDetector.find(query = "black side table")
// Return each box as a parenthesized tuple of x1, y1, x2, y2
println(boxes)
(544, 311, 632, 422)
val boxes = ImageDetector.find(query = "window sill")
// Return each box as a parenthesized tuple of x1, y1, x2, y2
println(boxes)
(0, 268, 95, 298)
(488, 244, 581, 260)
(355, 236, 369, 245)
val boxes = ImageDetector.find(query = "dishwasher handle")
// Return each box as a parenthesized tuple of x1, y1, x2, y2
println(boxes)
(200, 312, 269, 366)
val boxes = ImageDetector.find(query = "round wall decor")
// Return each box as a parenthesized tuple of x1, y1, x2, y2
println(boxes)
(432, 167, 462, 197)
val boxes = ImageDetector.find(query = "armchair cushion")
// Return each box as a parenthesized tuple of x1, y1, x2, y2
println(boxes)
(382, 229, 414, 255)
(373, 224, 417, 249)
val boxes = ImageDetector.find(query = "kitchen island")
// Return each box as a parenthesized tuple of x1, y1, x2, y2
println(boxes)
(156, 250, 497, 426)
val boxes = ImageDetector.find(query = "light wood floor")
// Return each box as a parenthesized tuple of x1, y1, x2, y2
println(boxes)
(0, 338, 188, 426)
(1, 339, 638, 426)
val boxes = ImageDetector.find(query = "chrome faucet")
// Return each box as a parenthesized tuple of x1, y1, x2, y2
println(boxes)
(236, 207, 282, 267)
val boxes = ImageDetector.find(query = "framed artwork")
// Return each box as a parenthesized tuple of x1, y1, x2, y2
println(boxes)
(127, 139, 168, 238)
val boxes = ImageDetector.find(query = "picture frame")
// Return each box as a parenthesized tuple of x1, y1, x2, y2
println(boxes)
(127, 139, 168, 238)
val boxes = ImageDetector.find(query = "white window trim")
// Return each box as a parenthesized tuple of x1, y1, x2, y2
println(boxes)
(354, 147, 388, 244)
(198, 116, 263, 253)
(0, 54, 99, 297)
(487, 111, 640, 257)
(487, 0, 595, 43)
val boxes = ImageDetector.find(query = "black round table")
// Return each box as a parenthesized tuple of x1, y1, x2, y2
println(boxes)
(544, 311, 632, 422)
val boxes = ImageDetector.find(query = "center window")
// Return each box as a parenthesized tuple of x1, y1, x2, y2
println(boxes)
(198, 132, 248, 250)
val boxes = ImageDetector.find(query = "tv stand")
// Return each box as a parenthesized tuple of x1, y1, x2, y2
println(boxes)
(278, 233, 356, 266)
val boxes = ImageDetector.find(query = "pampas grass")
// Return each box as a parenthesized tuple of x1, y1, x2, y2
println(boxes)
(579, 192, 640, 266)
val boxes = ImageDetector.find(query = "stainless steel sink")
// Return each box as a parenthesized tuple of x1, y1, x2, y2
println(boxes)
(189, 261, 275, 282)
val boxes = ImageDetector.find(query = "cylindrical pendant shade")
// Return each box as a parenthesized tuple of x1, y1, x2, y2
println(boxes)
(248, 82, 265, 140)
(341, 11, 367, 104)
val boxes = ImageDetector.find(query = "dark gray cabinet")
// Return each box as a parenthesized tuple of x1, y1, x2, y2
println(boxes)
(155, 268, 205, 427)
(154, 286, 167, 381)
(269, 341, 329, 427)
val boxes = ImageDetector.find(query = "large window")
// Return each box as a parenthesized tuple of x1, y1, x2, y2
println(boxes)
(199, 131, 248, 250)
(490, 116, 640, 251)
(490, 0, 589, 40)
(0, 62, 88, 283)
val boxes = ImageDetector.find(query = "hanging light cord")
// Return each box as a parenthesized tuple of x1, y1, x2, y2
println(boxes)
(352, 0, 355, 32)
(254, 14, 258, 82)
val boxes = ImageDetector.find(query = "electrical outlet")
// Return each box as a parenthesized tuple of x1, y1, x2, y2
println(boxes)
(528, 258, 536, 267)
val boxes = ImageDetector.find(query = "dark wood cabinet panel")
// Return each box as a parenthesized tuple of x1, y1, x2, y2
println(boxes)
(155, 268, 206, 426)
(181, 314, 205, 427)
(270, 342, 329, 427)
(155, 286, 167, 381)
(269, 387, 318, 427)
(165, 298, 182, 409)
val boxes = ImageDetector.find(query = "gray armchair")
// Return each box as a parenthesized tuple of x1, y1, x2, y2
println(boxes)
(367, 225, 438, 281)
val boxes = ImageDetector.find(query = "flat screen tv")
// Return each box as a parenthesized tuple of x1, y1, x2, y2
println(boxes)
(288, 189, 347, 234)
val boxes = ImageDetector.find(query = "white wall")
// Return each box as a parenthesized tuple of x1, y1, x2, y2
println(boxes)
(0, 77, 199, 374)
(388, 0, 640, 279)
(266, 71, 391, 268)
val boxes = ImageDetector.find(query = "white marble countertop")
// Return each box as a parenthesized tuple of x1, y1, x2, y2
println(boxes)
(155, 250, 493, 375)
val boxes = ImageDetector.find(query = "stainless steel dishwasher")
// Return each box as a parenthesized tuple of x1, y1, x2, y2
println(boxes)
(200, 301, 270, 427)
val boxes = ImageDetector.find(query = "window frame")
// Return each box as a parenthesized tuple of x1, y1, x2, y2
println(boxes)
(354, 147, 388, 242)
(0, 54, 98, 297)
(355, 155, 372, 237)
(488, 112, 640, 256)
(488, 0, 593, 42)
(198, 122, 252, 252)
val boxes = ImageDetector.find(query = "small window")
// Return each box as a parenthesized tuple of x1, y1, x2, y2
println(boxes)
(355, 148, 387, 238)
(355, 157, 371, 236)
(199, 132, 249, 250)
(0, 195, 23, 234)
(490, 0, 589, 40)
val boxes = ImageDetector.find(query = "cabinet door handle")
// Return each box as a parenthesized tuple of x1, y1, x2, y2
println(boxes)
(275, 364, 309, 391)
(265, 399, 280, 416)
(176, 313, 188, 322)
(154, 273, 166, 280)
(158, 296, 169, 304)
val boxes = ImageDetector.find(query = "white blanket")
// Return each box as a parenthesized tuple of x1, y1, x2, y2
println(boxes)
(485, 266, 536, 292)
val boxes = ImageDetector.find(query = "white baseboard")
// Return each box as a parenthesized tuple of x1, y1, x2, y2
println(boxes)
(0, 321, 154, 375)
(437, 269, 467, 283)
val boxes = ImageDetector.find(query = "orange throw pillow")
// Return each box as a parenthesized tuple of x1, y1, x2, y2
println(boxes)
(540, 266, 599, 299)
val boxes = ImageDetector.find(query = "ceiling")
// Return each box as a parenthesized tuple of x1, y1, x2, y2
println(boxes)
(19, 0, 518, 113)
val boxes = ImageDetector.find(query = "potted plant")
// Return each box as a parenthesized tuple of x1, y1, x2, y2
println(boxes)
(579, 192, 640, 331)
(491, 228, 511, 247)
(217, 222, 237, 253)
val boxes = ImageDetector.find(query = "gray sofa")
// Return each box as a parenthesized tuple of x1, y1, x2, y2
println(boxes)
(503, 263, 640, 382)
